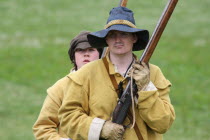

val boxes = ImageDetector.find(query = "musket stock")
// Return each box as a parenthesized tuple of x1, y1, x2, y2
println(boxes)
(119, 0, 128, 7)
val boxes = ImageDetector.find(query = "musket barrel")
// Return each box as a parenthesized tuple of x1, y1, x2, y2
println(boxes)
(140, 0, 178, 63)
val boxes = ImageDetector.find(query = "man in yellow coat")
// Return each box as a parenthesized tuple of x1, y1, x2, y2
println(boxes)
(58, 7, 175, 140)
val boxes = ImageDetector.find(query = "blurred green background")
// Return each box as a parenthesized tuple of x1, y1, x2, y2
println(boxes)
(0, 0, 209, 139)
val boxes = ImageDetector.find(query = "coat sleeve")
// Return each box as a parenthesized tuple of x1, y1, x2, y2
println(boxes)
(58, 76, 94, 140)
(33, 76, 70, 140)
(136, 65, 175, 134)
(33, 95, 61, 140)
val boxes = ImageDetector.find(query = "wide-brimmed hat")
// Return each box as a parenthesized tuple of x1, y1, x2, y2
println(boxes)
(87, 7, 149, 51)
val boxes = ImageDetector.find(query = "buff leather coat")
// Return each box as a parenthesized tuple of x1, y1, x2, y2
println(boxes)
(32, 72, 75, 140)
(58, 55, 175, 140)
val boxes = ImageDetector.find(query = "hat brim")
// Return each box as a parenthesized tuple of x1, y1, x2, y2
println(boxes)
(74, 42, 92, 50)
(87, 24, 149, 51)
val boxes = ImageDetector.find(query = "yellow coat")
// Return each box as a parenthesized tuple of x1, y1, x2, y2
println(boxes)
(33, 77, 71, 140)
(58, 56, 175, 140)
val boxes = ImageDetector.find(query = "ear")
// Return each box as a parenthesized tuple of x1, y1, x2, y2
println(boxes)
(132, 34, 138, 43)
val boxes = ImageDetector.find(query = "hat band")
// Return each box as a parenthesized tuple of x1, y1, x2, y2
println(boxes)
(104, 20, 137, 29)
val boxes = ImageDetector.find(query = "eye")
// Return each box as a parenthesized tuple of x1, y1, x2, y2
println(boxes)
(88, 48, 96, 52)
(120, 32, 130, 37)
(106, 32, 115, 38)
(75, 48, 83, 52)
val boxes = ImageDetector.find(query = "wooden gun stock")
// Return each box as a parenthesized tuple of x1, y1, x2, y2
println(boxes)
(112, 0, 178, 125)
(119, 0, 128, 7)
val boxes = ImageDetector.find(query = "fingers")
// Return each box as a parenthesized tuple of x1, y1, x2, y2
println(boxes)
(111, 123, 125, 140)
(101, 121, 125, 140)
(114, 126, 125, 140)
(132, 62, 149, 71)
(127, 71, 131, 77)
(118, 125, 125, 133)
(127, 61, 149, 78)
(141, 62, 149, 70)
(132, 63, 143, 71)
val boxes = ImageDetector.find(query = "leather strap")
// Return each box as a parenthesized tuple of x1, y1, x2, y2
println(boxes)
(102, 57, 119, 94)
(102, 57, 144, 140)
(127, 110, 144, 140)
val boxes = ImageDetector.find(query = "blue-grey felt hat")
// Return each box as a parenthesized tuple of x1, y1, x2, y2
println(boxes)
(87, 7, 149, 51)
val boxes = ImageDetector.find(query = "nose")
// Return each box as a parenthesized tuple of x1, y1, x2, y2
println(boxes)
(114, 34, 121, 42)
(84, 50, 90, 56)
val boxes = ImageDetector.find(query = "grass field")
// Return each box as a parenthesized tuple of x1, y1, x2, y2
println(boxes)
(0, 0, 209, 139)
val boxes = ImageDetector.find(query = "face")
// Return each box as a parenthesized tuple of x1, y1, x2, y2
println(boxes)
(75, 48, 100, 69)
(105, 30, 137, 55)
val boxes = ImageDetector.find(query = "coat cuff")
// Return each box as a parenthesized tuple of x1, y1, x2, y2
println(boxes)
(88, 118, 105, 140)
(60, 138, 72, 140)
(142, 81, 157, 91)
(135, 81, 157, 104)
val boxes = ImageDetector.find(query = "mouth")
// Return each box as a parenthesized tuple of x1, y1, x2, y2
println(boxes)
(83, 60, 90, 63)
(114, 43, 124, 48)
(114, 45, 124, 49)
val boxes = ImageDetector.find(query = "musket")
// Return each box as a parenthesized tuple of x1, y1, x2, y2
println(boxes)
(119, 0, 128, 7)
(112, 0, 179, 125)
